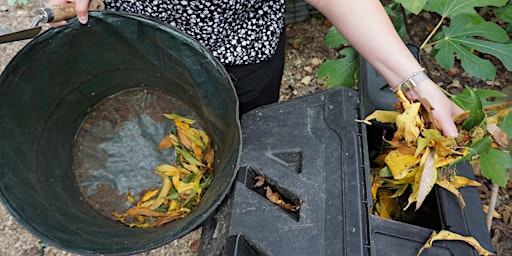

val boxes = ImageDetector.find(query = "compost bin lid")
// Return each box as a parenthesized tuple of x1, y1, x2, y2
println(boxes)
(0, 11, 241, 255)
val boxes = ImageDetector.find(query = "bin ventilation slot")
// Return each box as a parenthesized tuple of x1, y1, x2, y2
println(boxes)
(226, 235, 267, 256)
(268, 150, 303, 174)
(237, 167, 302, 221)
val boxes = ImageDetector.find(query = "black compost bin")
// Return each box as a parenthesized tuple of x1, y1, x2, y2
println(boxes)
(0, 11, 241, 255)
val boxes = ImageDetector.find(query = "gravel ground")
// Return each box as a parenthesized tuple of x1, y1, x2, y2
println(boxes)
(0, 2, 335, 255)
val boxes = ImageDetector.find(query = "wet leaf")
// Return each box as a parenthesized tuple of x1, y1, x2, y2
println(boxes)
(417, 230, 495, 256)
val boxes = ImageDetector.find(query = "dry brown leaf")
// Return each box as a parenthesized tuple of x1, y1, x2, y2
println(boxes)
(265, 186, 303, 212)
(157, 135, 174, 150)
(418, 97, 441, 131)
(253, 176, 265, 188)
(486, 123, 508, 148)
(121, 206, 170, 217)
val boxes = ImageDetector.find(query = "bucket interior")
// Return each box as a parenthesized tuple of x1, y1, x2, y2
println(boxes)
(0, 11, 241, 255)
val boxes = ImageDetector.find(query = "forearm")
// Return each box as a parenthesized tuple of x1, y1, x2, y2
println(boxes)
(306, 0, 422, 89)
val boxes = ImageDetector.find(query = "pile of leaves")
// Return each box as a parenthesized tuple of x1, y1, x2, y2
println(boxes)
(360, 86, 511, 218)
(113, 114, 214, 228)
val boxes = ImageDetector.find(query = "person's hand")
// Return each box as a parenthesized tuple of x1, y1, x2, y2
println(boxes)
(408, 79, 464, 138)
(46, 0, 91, 27)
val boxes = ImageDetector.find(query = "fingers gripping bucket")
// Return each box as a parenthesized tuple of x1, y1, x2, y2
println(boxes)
(0, 12, 241, 255)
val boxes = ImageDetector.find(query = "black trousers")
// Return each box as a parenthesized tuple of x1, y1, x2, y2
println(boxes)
(223, 28, 286, 116)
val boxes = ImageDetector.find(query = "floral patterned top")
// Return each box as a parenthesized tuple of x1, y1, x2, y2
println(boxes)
(104, 0, 285, 65)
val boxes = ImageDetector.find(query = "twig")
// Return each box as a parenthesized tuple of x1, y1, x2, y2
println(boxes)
(486, 183, 499, 232)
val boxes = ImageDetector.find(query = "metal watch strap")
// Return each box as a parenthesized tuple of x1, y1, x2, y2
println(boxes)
(392, 68, 428, 93)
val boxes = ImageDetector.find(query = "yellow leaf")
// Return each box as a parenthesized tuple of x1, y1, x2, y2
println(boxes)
(371, 176, 385, 201)
(449, 175, 481, 188)
(415, 129, 441, 157)
(358, 110, 399, 125)
(164, 113, 196, 124)
(149, 171, 172, 210)
(396, 102, 422, 144)
(126, 191, 137, 205)
(436, 178, 466, 209)
(374, 190, 395, 219)
(140, 188, 159, 203)
(156, 164, 180, 177)
(417, 230, 495, 256)
(415, 149, 437, 211)
(385, 150, 420, 180)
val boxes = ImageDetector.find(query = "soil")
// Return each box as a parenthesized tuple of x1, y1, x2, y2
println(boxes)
(0, 2, 511, 256)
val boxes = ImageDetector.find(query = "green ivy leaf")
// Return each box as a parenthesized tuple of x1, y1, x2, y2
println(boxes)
(480, 148, 512, 186)
(451, 87, 506, 109)
(462, 87, 486, 131)
(394, 0, 427, 15)
(324, 26, 349, 48)
(317, 47, 359, 89)
(433, 15, 511, 80)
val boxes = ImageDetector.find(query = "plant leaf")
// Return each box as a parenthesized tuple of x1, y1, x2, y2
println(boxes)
(358, 110, 399, 125)
(432, 15, 511, 80)
(394, 0, 427, 15)
(448, 135, 492, 167)
(462, 87, 485, 131)
(415, 149, 437, 211)
(324, 26, 349, 48)
(424, 0, 507, 18)
(385, 150, 420, 180)
(417, 230, 495, 256)
(436, 178, 466, 209)
(479, 148, 512, 187)
(317, 47, 359, 88)
(451, 87, 506, 109)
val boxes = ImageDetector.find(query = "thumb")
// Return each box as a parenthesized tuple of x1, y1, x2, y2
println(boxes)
(75, 0, 90, 24)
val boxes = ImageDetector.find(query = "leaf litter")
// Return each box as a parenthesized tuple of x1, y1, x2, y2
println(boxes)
(359, 85, 512, 255)
(113, 113, 214, 228)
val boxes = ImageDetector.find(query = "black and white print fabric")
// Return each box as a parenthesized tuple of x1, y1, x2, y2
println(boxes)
(104, 0, 285, 65)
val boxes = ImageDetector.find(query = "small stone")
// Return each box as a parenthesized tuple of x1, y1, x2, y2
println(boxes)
(301, 75, 312, 85)
(311, 57, 322, 66)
